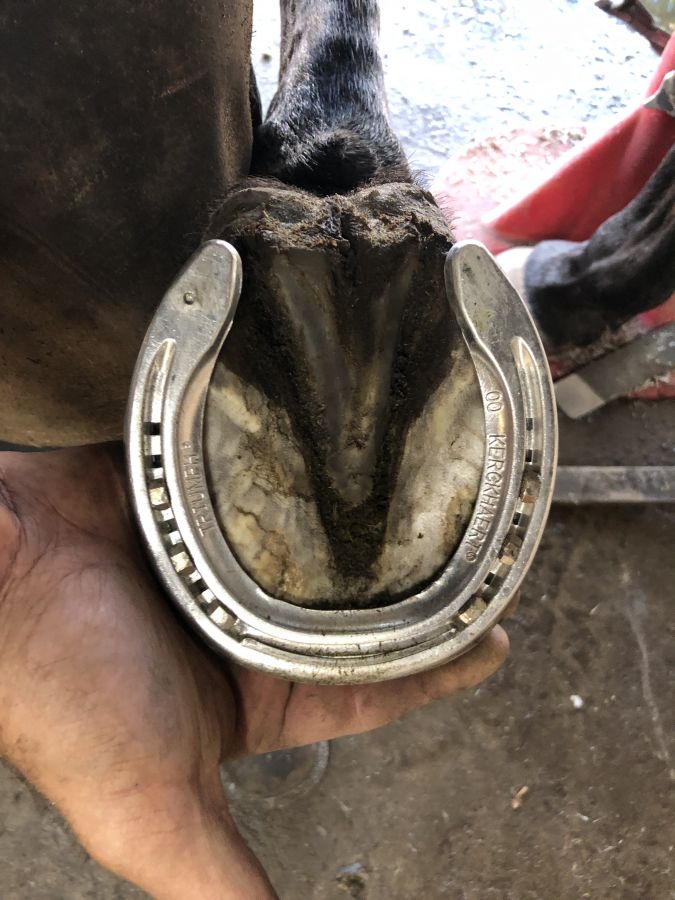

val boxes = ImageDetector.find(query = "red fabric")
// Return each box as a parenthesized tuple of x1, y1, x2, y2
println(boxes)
(431, 128, 586, 254)
(483, 34, 675, 244)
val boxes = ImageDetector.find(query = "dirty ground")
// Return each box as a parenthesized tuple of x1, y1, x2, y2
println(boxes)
(1, 2, 673, 898)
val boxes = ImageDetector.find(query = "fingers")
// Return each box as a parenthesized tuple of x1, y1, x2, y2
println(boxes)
(329, 626, 510, 740)
(231, 626, 509, 755)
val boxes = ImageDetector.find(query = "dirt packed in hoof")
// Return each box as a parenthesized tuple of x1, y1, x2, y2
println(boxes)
(203, 181, 484, 608)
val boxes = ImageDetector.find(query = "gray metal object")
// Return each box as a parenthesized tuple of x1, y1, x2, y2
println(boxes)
(555, 322, 675, 418)
(644, 69, 675, 115)
(554, 465, 675, 503)
(126, 239, 557, 683)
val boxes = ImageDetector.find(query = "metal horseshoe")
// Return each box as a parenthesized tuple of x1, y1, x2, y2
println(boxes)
(126, 239, 557, 683)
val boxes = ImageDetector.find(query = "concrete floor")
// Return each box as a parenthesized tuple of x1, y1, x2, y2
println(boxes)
(1, 2, 673, 898)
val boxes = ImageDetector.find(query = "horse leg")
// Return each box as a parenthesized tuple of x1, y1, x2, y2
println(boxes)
(523, 144, 675, 353)
(251, 0, 411, 192)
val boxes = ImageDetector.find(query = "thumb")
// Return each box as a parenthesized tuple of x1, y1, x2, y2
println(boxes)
(72, 766, 277, 900)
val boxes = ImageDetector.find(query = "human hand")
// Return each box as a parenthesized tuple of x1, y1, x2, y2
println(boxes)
(0, 445, 508, 899)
